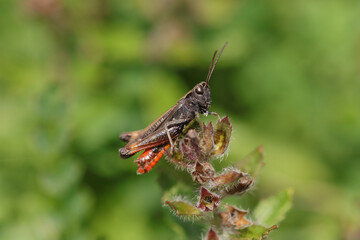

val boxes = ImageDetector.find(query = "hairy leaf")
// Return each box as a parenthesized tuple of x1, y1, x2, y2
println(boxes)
(231, 224, 278, 240)
(165, 200, 203, 217)
(254, 188, 294, 227)
(235, 145, 264, 178)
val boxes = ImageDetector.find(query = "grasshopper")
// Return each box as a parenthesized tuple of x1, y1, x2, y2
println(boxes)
(119, 42, 228, 174)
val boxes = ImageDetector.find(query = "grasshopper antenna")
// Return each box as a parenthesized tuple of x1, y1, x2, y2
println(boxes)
(206, 41, 228, 85)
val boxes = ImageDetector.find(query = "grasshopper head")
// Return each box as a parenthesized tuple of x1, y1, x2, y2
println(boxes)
(190, 81, 211, 114)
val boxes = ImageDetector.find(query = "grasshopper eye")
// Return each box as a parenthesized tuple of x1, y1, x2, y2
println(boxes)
(195, 86, 204, 95)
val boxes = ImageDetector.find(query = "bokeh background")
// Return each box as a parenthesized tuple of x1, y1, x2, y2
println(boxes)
(1, 0, 359, 239)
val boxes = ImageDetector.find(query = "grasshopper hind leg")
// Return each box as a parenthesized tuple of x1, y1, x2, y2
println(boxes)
(119, 130, 144, 158)
(119, 130, 143, 143)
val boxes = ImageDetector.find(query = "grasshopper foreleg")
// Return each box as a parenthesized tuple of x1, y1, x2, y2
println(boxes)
(208, 111, 221, 121)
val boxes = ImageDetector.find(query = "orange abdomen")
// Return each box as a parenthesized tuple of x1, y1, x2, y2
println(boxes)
(135, 144, 171, 174)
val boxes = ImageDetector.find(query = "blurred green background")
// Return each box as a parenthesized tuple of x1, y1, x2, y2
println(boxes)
(0, 0, 359, 239)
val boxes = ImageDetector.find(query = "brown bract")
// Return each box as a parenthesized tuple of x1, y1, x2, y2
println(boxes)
(224, 174, 253, 195)
(191, 161, 215, 184)
(198, 187, 220, 212)
(221, 205, 252, 229)
(206, 228, 219, 240)
(212, 170, 244, 186)
(210, 170, 254, 197)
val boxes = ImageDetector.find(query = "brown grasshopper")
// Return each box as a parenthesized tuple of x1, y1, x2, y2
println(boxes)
(119, 42, 228, 174)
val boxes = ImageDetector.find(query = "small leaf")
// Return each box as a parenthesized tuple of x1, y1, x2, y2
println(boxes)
(212, 116, 232, 156)
(206, 227, 219, 240)
(231, 224, 278, 240)
(235, 145, 264, 178)
(254, 188, 294, 227)
(191, 161, 215, 184)
(165, 200, 203, 217)
(221, 205, 251, 229)
(197, 187, 220, 212)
